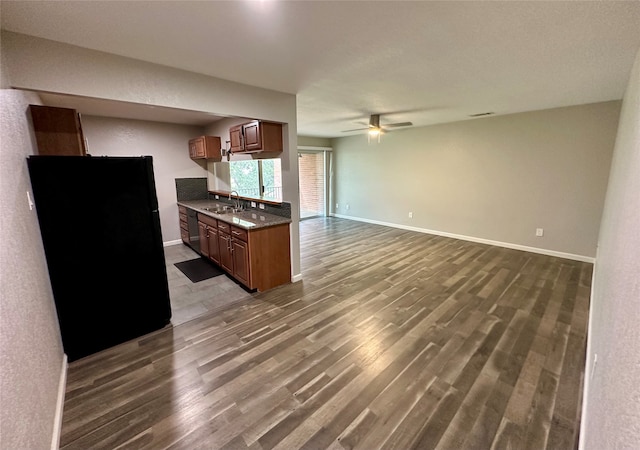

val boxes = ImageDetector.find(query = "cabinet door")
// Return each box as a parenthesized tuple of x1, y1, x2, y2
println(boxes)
(207, 226, 220, 264)
(218, 232, 233, 273)
(229, 125, 244, 152)
(198, 222, 209, 258)
(190, 138, 206, 158)
(180, 227, 189, 244)
(232, 239, 250, 286)
(242, 121, 261, 151)
(29, 105, 87, 156)
(190, 136, 222, 160)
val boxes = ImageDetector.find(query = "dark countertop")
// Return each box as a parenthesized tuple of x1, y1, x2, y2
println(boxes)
(178, 200, 291, 230)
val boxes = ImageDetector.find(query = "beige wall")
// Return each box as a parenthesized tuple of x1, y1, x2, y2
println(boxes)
(333, 101, 620, 259)
(298, 136, 332, 148)
(81, 115, 206, 243)
(0, 90, 65, 449)
(581, 50, 640, 449)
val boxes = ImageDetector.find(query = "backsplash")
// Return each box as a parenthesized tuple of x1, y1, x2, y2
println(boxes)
(207, 192, 291, 219)
(175, 178, 291, 218)
(175, 178, 208, 201)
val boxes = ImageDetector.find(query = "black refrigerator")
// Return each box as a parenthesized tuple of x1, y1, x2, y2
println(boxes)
(27, 155, 172, 362)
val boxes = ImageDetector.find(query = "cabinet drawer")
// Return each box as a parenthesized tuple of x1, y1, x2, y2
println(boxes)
(230, 226, 248, 242)
(218, 221, 230, 233)
(178, 206, 187, 214)
(180, 220, 188, 231)
(180, 228, 189, 243)
(179, 212, 187, 222)
(198, 213, 217, 228)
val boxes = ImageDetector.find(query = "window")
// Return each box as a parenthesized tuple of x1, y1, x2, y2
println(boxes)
(229, 158, 282, 201)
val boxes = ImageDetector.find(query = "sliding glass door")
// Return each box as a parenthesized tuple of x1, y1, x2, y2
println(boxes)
(298, 149, 329, 219)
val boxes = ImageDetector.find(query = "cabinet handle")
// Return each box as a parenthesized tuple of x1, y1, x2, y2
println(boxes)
(232, 230, 241, 235)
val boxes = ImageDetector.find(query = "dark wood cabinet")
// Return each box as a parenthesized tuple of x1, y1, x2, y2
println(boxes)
(178, 206, 189, 244)
(242, 121, 261, 151)
(198, 222, 209, 258)
(188, 207, 291, 292)
(231, 238, 250, 286)
(246, 223, 291, 292)
(207, 225, 220, 264)
(198, 214, 220, 264)
(229, 125, 243, 153)
(229, 120, 283, 154)
(217, 224, 250, 286)
(221, 221, 290, 292)
(218, 231, 233, 273)
(29, 105, 87, 156)
(189, 136, 222, 161)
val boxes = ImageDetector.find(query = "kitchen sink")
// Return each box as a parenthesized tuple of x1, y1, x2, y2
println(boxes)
(201, 206, 244, 215)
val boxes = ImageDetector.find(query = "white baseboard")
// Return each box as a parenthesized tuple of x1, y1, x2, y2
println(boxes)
(51, 353, 68, 450)
(163, 239, 183, 247)
(291, 273, 303, 283)
(330, 213, 595, 263)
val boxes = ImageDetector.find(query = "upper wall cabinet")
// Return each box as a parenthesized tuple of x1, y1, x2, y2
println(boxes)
(29, 105, 87, 156)
(229, 120, 283, 154)
(189, 136, 222, 161)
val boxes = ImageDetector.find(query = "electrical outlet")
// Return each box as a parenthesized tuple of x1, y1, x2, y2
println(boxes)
(408, 212, 413, 218)
(259, 203, 265, 210)
(536, 228, 544, 237)
(346, 204, 350, 210)
(251, 201, 256, 208)
(215, 195, 219, 200)
(336, 203, 339, 209)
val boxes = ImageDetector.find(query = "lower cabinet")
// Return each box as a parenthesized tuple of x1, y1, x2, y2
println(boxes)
(198, 215, 220, 264)
(218, 221, 249, 285)
(198, 221, 209, 258)
(197, 212, 290, 292)
(208, 226, 220, 264)
(179, 206, 189, 244)
(218, 228, 233, 273)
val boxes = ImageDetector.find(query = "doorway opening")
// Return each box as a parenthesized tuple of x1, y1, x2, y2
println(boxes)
(298, 147, 331, 220)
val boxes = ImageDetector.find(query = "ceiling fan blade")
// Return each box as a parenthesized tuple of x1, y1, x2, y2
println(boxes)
(341, 127, 370, 132)
(382, 121, 413, 128)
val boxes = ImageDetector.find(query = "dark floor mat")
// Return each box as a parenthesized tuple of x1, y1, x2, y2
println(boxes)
(174, 258, 225, 283)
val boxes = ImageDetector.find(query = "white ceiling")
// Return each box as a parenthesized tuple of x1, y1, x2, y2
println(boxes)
(2, 1, 640, 137)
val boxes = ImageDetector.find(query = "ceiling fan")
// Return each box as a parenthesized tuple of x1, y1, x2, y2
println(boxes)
(342, 114, 413, 142)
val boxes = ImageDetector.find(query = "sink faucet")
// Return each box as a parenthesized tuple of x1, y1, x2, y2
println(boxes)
(229, 191, 241, 209)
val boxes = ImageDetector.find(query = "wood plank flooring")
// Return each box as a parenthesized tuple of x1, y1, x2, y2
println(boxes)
(60, 218, 591, 449)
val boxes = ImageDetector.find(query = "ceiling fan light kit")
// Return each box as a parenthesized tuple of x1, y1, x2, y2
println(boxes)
(343, 113, 413, 143)
(368, 127, 381, 144)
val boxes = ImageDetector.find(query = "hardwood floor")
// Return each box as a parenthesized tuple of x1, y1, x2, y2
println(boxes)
(60, 218, 591, 449)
